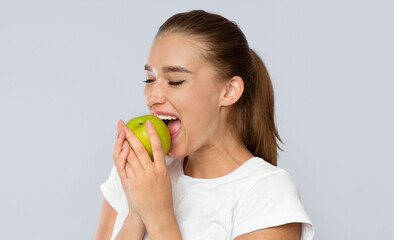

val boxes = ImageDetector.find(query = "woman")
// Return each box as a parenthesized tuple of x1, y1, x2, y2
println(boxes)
(95, 10, 314, 240)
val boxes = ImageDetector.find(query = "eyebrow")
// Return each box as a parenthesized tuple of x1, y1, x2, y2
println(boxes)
(144, 64, 193, 73)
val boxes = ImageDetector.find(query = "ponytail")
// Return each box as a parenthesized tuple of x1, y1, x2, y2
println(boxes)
(246, 49, 284, 166)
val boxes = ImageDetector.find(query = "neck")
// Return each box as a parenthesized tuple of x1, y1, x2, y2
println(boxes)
(183, 127, 254, 179)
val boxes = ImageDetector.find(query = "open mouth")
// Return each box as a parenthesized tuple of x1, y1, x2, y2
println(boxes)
(154, 114, 178, 126)
(163, 119, 171, 126)
(153, 114, 182, 141)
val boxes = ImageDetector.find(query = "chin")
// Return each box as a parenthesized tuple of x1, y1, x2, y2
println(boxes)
(167, 149, 186, 160)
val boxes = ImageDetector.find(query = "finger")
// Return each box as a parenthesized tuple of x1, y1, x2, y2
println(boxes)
(121, 125, 153, 171)
(146, 120, 166, 169)
(125, 161, 136, 180)
(115, 119, 126, 140)
(125, 162, 137, 207)
(114, 120, 125, 158)
(113, 125, 126, 166)
(116, 119, 122, 137)
(116, 141, 130, 187)
(125, 140, 145, 177)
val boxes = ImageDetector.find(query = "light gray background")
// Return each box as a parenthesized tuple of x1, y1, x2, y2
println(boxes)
(0, 0, 393, 239)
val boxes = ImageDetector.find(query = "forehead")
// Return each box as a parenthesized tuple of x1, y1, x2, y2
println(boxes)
(146, 33, 205, 73)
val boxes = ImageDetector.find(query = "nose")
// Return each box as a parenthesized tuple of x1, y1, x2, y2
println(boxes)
(144, 81, 166, 108)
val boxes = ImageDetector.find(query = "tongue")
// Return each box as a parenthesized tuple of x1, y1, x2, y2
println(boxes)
(168, 119, 181, 136)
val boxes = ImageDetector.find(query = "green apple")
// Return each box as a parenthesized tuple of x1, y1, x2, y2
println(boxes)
(125, 115, 171, 161)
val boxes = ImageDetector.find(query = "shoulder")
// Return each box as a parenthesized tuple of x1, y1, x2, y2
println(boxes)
(232, 157, 314, 240)
(245, 157, 300, 197)
(234, 157, 303, 216)
(99, 165, 125, 213)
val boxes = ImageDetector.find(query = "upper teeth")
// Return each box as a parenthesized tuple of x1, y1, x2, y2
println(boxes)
(154, 114, 177, 120)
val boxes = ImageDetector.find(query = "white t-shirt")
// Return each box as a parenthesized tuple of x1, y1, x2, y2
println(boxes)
(100, 156, 314, 239)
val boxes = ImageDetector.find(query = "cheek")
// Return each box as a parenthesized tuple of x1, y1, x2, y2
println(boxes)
(189, 80, 219, 110)
(183, 86, 220, 137)
(143, 87, 150, 105)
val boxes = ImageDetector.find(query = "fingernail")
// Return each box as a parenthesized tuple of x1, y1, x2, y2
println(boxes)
(117, 130, 122, 139)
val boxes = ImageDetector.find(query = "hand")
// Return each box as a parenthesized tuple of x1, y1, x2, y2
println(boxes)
(113, 120, 145, 226)
(120, 120, 177, 233)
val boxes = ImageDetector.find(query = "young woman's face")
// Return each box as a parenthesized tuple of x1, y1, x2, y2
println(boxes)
(144, 33, 226, 159)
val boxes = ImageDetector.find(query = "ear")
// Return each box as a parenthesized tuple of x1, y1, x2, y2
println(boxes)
(219, 76, 244, 107)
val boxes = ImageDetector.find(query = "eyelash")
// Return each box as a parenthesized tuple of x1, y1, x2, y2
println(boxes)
(143, 79, 185, 86)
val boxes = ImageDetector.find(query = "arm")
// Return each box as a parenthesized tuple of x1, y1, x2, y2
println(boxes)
(115, 214, 182, 240)
(234, 222, 301, 240)
(94, 198, 146, 240)
(145, 214, 182, 240)
(94, 199, 118, 240)
(114, 216, 146, 240)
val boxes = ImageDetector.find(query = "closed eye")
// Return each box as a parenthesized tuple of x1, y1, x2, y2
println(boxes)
(143, 79, 185, 86)
(143, 79, 154, 83)
(169, 80, 185, 86)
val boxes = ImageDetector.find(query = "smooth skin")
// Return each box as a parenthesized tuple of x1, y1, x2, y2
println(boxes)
(95, 121, 146, 240)
(94, 199, 117, 240)
(120, 119, 182, 239)
(144, 34, 255, 178)
(95, 33, 301, 239)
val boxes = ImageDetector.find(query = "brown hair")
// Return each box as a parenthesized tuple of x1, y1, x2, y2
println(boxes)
(155, 10, 284, 166)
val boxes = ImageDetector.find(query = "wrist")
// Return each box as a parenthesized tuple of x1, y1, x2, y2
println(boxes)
(114, 215, 146, 240)
(125, 215, 145, 229)
(146, 214, 182, 240)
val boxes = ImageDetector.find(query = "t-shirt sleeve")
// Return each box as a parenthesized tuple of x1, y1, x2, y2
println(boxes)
(100, 164, 125, 213)
(232, 169, 314, 240)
